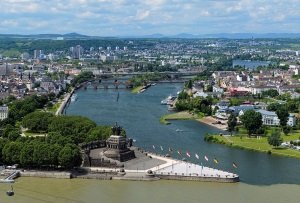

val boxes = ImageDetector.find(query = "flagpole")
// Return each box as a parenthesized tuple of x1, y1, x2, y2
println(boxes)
(201, 162, 203, 176)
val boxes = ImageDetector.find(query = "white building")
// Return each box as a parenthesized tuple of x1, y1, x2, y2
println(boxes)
(0, 105, 8, 120)
(256, 109, 296, 127)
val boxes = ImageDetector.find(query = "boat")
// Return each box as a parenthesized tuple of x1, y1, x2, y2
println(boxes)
(176, 129, 184, 132)
(151, 83, 157, 86)
(138, 89, 146, 94)
(71, 94, 77, 102)
(161, 95, 174, 105)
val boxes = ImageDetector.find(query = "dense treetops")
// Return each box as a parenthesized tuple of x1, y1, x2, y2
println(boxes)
(176, 93, 213, 116)
(0, 94, 126, 170)
(128, 72, 166, 87)
(71, 71, 94, 87)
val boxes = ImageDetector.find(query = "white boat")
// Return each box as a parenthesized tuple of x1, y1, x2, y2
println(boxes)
(161, 95, 173, 105)
(71, 94, 77, 102)
(138, 89, 146, 94)
(151, 83, 157, 86)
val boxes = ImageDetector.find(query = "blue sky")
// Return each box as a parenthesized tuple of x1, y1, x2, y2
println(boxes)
(0, 0, 300, 36)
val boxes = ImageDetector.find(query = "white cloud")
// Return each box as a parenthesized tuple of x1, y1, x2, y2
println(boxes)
(0, 0, 299, 35)
(136, 10, 150, 20)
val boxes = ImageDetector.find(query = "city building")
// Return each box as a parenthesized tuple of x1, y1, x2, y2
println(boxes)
(34, 50, 43, 59)
(256, 109, 296, 127)
(0, 105, 8, 120)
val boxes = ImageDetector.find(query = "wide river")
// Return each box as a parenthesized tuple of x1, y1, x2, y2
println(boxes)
(4, 83, 299, 203)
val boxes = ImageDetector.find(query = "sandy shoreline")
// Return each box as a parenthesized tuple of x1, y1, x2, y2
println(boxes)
(197, 116, 228, 131)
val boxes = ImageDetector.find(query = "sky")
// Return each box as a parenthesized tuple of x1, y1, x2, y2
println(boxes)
(0, 0, 300, 36)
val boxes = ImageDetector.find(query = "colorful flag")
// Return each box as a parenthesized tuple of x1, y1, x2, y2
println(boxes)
(195, 153, 199, 159)
(213, 158, 219, 164)
(186, 151, 191, 157)
(160, 146, 163, 151)
(204, 155, 209, 162)
(233, 162, 238, 168)
(152, 145, 155, 150)
(177, 150, 182, 156)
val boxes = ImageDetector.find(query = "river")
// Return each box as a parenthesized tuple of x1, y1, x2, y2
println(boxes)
(0, 178, 299, 203)
(4, 82, 298, 203)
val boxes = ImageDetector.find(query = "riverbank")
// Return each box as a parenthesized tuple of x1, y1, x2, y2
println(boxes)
(208, 134, 300, 159)
(160, 112, 227, 131)
(55, 89, 74, 115)
(160, 111, 201, 125)
(198, 116, 228, 131)
(131, 86, 144, 94)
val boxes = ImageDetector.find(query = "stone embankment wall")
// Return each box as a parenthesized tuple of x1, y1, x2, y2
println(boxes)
(20, 171, 72, 179)
(156, 174, 239, 183)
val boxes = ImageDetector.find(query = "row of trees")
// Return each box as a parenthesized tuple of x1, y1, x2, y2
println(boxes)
(1, 138, 81, 169)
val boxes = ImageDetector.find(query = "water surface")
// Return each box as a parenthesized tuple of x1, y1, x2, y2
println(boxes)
(66, 83, 300, 185)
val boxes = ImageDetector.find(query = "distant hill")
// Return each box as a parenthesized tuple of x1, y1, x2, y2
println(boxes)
(1, 32, 300, 40)
(119, 33, 300, 39)
(0, 32, 105, 40)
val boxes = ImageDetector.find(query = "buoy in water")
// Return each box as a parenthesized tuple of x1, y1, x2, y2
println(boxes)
(6, 185, 14, 196)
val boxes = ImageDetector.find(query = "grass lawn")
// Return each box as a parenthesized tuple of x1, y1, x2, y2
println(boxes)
(213, 133, 300, 159)
(131, 86, 144, 94)
(160, 111, 203, 125)
(50, 102, 61, 113)
(23, 130, 47, 137)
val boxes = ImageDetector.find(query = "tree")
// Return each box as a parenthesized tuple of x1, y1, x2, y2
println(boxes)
(276, 106, 289, 129)
(48, 116, 96, 144)
(7, 130, 21, 141)
(240, 110, 263, 136)
(185, 80, 193, 89)
(227, 113, 237, 135)
(178, 91, 189, 100)
(267, 103, 282, 111)
(2, 142, 23, 164)
(58, 144, 82, 169)
(22, 112, 54, 133)
(49, 144, 63, 167)
(86, 126, 114, 142)
(268, 131, 283, 147)
(262, 89, 279, 98)
(283, 126, 291, 136)
(20, 142, 35, 167)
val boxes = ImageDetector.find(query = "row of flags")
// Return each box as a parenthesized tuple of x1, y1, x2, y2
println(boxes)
(152, 145, 238, 169)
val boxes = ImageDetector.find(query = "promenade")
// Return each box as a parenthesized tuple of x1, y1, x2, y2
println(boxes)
(55, 89, 74, 115)
(87, 149, 239, 182)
